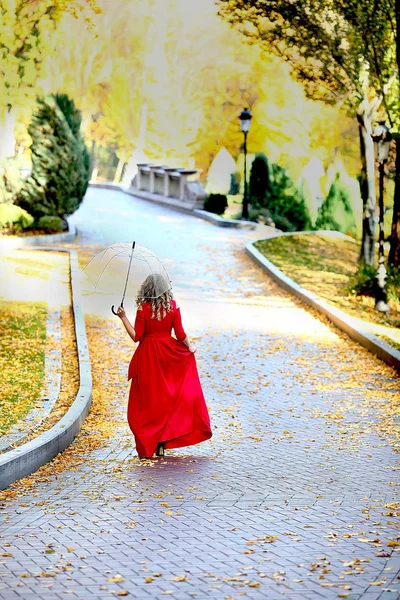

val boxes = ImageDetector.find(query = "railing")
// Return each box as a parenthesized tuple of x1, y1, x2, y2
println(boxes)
(130, 164, 206, 210)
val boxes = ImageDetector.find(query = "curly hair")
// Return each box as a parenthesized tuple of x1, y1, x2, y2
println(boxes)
(136, 274, 173, 320)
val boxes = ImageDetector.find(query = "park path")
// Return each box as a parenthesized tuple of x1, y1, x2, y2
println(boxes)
(0, 188, 399, 600)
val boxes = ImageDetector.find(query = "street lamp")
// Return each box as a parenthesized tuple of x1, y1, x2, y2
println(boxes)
(372, 121, 392, 312)
(239, 108, 252, 219)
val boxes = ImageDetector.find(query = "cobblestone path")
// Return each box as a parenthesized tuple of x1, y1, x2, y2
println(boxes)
(0, 189, 399, 600)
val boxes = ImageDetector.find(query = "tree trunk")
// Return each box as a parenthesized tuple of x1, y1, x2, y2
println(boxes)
(389, 138, 400, 266)
(113, 156, 125, 183)
(357, 110, 377, 266)
(388, 1, 400, 267)
(0, 105, 16, 162)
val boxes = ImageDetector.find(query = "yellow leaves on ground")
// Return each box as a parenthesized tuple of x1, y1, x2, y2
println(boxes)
(5, 304, 80, 449)
(107, 574, 124, 583)
(171, 574, 187, 582)
(0, 299, 47, 434)
(254, 234, 400, 347)
(0, 313, 126, 502)
(0, 250, 74, 438)
(246, 535, 278, 545)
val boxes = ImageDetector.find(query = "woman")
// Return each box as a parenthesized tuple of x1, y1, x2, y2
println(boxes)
(116, 275, 212, 458)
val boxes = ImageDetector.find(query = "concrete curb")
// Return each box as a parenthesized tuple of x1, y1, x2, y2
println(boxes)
(88, 181, 257, 229)
(246, 239, 400, 373)
(0, 220, 76, 252)
(0, 248, 92, 490)
(192, 209, 256, 230)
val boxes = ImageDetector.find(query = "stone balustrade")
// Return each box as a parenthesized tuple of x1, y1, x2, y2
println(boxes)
(130, 163, 206, 211)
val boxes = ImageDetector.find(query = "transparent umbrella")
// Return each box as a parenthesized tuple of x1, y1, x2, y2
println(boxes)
(83, 242, 172, 315)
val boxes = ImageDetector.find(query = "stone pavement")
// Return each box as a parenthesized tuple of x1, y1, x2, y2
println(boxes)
(0, 188, 399, 600)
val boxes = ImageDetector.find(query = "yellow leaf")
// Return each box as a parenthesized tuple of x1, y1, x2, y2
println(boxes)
(107, 574, 125, 583)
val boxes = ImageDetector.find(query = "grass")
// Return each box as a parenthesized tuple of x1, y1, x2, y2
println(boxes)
(254, 233, 400, 348)
(0, 300, 47, 434)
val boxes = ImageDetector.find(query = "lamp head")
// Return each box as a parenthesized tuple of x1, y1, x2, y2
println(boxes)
(239, 108, 252, 133)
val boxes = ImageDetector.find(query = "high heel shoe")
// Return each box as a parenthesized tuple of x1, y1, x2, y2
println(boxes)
(156, 442, 165, 457)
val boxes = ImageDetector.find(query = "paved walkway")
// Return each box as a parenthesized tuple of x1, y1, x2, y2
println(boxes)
(0, 189, 399, 600)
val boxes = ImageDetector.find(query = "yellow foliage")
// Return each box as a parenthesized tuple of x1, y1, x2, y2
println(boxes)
(5, 0, 358, 178)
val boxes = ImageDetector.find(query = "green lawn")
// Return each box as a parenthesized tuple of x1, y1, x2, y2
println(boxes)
(0, 300, 47, 434)
(255, 233, 400, 348)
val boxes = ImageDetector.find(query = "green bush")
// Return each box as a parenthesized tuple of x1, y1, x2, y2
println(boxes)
(229, 172, 240, 195)
(315, 174, 357, 235)
(264, 163, 311, 231)
(249, 153, 270, 205)
(248, 206, 274, 225)
(18, 93, 90, 220)
(204, 193, 228, 215)
(37, 215, 65, 232)
(271, 213, 296, 232)
(347, 264, 377, 297)
(0, 203, 34, 232)
(347, 263, 400, 302)
(0, 157, 23, 204)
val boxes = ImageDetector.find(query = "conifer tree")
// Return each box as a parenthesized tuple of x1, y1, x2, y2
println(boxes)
(249, 153, 270, 207)
(315, 174, 357, 236)
(18, 94, 90, 220)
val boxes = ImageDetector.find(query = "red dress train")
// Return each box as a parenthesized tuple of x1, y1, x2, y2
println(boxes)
(127, 300, 212, 457)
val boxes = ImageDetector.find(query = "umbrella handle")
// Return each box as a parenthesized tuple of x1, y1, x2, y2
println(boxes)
(111, 300, 124, 316)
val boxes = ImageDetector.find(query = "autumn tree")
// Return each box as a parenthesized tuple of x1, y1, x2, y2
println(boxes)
(218, 0, 399, 265)
(0, 0, 100, 160)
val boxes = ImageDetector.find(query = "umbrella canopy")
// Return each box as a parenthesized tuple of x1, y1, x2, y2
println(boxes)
(83, 242, 172, 313)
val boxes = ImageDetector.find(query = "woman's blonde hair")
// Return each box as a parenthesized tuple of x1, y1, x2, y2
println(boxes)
(136, 274, 173, 320)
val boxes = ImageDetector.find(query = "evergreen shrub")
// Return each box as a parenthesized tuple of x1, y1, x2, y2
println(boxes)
(0, 157, 23, 204)
(249, 153, 270, 205)
(0, 203, 34, 232)
(18, 94, 90, 220)
(264, 163, 311, 231)
(315, 174, 357, 235)
(37, 215, 65, 232)
(204, 193, 228, 215)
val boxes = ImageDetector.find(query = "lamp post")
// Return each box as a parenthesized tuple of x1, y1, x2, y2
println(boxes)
(372, 121, 392, 312)
(239, 108, 252, 219)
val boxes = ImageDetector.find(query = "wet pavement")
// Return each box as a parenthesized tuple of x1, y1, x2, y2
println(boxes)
(0, 188, 399, 600)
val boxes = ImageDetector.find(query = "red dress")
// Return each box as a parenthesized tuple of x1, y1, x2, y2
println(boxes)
(127, 300, 212, 457)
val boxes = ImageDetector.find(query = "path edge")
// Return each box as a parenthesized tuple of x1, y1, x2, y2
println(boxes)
(0, 248, 92, 490)
(0, 219, 76, 252)
(89, 182, 259, 230)
(246, 239, 400, 373)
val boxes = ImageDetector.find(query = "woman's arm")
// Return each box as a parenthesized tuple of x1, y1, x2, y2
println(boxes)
(116, 306, 136, 342)
(173, 308, 196, 353)
(181, 336, 196, 354)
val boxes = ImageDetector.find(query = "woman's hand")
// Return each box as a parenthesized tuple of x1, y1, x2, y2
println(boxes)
(116, 306, 126, 320)
(188, 344, 197, 354)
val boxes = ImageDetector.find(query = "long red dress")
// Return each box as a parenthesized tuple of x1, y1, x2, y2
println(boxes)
(127, 300, 212, 457)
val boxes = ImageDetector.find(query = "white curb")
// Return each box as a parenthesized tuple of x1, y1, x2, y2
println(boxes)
(0, 220, 76, 253)
(246, 239, 400, 373)
(0, 248, 92, 489)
